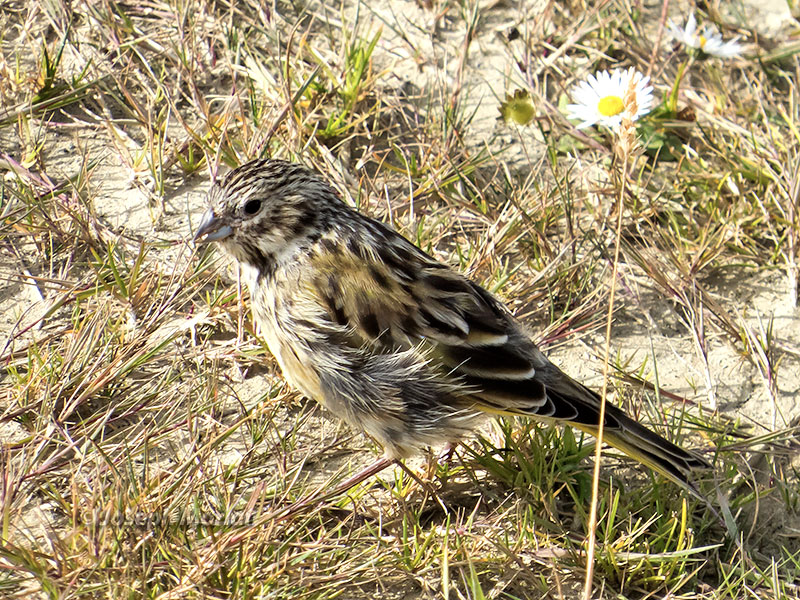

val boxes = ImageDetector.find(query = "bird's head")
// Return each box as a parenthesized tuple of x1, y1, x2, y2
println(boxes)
(193, 159, 339, 270)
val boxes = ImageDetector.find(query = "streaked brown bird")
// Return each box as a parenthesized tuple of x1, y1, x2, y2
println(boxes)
(194, 158, 710, 497)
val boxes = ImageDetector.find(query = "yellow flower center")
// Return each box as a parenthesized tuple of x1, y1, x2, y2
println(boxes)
(699, 35, 707, 48)
(597, 95, 625, 117)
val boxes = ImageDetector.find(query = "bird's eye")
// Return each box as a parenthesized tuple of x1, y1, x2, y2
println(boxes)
(242, 200, 262, 216)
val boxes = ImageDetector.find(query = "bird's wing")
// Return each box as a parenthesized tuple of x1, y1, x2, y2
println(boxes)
(308, 218, 568, 419)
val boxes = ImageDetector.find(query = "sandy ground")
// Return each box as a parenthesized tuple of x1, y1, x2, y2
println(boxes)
(1, 0, 799, 584)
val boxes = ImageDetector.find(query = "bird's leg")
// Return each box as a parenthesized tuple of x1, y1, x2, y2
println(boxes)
(279, 455, 395, 520)
(395, 460, 440, 497)
(396, 459, 450, 515)
(423, 441, 458, 479)
(437, 441, 457, 465)
(327, 455, 397, 497)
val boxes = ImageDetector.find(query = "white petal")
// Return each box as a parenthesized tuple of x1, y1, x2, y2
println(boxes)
(686, 13, 697, 36)
(666, 20, 683, 42)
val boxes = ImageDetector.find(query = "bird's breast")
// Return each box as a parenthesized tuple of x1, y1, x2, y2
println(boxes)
(249, 277, 325, 403)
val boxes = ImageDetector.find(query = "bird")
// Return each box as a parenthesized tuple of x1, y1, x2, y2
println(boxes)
(193, 157, 711, 498)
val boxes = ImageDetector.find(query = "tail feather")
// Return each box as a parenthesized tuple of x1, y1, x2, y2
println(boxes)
(570, 417, 709, 499)
(546, 381, 711, 498)
(469, 355, 711, 498)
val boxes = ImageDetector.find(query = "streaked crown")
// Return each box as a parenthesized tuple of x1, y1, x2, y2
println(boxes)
(194, 159, 338, 269)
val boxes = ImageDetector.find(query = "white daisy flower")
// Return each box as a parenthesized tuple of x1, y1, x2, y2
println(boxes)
(667, 13, 742, 59)
(566, 67, 654, 131)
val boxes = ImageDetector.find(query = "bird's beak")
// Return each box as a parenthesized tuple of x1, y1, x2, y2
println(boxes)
(194, 209, 233, 243)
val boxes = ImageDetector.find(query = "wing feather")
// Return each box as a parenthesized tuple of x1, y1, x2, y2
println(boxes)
(308, 221, 553, 413)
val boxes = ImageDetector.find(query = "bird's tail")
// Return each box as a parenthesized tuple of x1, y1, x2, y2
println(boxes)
(469, 356, 712, 499)
(562, 391, 711, 499)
